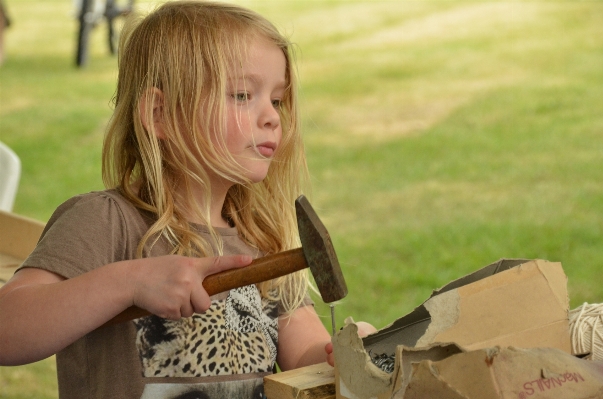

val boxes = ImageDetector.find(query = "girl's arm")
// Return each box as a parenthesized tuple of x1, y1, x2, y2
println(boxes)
(0, 254, 251, 366)
(277, 306, 378, 370)
(276, 305, 331, 370)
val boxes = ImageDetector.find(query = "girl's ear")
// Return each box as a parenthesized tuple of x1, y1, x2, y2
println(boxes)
(139, 87, 166, 139)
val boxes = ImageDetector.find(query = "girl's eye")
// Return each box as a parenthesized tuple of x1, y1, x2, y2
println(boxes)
(233, 92, 249, 102)
(271, 99, 282, 109)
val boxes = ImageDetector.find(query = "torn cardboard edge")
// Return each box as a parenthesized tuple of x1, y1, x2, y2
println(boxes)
(333, 323, 464, 399)
(333, 259, 572, 399)
(336, 342, 603, 399)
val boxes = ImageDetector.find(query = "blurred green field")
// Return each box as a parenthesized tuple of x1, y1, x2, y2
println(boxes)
(1, 0, 603, 397)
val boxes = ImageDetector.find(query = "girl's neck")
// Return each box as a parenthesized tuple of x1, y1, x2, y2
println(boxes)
(185, 180, 233, 228)
(131, 181, 232, 228)
(208, 196, 230, 228)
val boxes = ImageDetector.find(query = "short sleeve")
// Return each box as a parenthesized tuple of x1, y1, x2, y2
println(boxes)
(20, 191, 148, 279)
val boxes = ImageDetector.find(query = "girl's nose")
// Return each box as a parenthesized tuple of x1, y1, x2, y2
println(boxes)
(259, 99, 281, 130)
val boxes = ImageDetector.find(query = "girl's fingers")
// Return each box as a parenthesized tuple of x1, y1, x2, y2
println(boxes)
(356, 321, 378, 337)
(189, 284, 211, 314)
(180, 300, 195, 318)
(325, 342, 335, 366)
(137, 255, 254, 319)
(198, 255, 253, 278)
(187, 255, 253, 315)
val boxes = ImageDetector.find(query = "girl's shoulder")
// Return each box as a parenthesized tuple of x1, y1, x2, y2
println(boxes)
(54, 188, 131, 211)
(50, 189, 150, 228)
(24, 190, 153, 278)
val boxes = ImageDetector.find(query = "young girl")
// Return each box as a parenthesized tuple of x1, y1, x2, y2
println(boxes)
(0, 1, 370, 397)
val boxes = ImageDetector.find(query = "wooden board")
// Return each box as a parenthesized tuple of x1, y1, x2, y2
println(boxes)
(0, 254, 21, 285)
(264, 362, 335, 399)
(0, 210, 45, 286)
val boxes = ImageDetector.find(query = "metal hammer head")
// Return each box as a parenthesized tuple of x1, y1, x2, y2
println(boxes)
(295, 195, 348, 303)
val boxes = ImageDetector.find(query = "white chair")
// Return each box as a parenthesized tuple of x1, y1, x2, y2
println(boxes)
(0, 141, 21, 212)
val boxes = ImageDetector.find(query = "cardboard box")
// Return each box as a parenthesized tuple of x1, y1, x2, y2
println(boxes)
(403, 346, 603, 399)
(0, 210, 45, 286)
(333, 259, 573, 399)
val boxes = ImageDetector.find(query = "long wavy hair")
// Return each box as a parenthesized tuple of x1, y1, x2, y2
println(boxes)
(102, 1, 310, 312)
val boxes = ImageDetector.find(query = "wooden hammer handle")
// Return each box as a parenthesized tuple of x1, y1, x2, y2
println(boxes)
(101, 248, 306, 328)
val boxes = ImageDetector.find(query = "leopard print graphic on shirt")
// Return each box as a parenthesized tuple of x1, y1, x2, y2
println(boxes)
(225, 284, 278, 365)
(134, 285, 279, 378)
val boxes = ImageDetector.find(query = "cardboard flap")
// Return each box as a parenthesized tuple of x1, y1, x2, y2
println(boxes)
(403, 360, 469, 399)
(363, 258, 531, 352)
(420, 260, 570, 350)
(391, 343, 464, 398)
(362, 259, 570, 354)
(430, 258, 530, 297)
(536, 259, 569, 311)
(332, 321, 393, 399)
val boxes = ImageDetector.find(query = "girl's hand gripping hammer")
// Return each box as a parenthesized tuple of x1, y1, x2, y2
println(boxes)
(101, 195, 348, 328)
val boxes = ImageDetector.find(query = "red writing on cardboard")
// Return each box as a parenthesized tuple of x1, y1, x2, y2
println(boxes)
(518, 372, 585, 398)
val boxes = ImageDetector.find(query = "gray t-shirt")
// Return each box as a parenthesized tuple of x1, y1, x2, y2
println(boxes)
(20, 189, 295, 398)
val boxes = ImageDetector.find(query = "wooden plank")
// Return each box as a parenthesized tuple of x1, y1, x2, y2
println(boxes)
(264, 362, 335, 399)
(0, 211, 45, 286)
(0, 210, 45, 259)
(0, 259, 20, 285)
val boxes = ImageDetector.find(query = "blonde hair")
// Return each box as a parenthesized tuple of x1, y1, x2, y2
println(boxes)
(102, 0, 310, 312)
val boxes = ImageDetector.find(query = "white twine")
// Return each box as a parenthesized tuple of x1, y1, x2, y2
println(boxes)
(569, 302, 603, 361)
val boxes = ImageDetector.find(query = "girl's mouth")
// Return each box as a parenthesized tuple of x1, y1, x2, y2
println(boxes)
(255, 141, 277, 157)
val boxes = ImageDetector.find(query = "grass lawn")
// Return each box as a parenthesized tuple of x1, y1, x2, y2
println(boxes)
(1, 0, 603, 397)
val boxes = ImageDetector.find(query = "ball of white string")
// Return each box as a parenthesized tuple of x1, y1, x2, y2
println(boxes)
(569, 302, 603, 361)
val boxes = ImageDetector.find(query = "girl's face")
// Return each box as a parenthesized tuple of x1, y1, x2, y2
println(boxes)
(223, 37, 286, 184)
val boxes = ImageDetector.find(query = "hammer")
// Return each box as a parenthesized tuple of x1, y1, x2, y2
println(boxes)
(102, 195, 347, 327)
